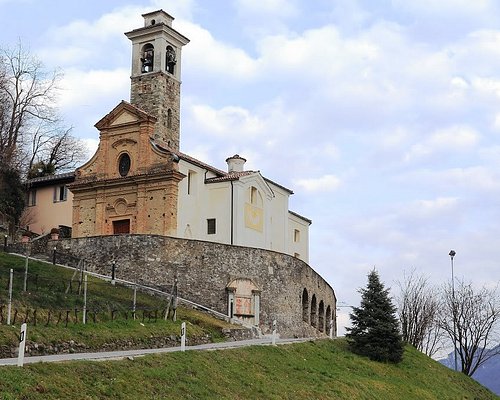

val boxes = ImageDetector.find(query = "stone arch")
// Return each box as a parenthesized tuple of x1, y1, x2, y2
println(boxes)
(318, 300, 325, 332)
(310, 294, 317, 328)
(141, 43, 154, 73)
(302, 288, 309, 322)
(326, 305, 332, 334)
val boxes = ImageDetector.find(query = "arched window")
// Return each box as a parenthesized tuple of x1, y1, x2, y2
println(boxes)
(318, 300, 325, 332)
(302, 288, 309, 322)
(141, 44, 154, 73)
(249, 186, 262, 206)
(311, 294, 317, 328)
(166, 45, 176, 74)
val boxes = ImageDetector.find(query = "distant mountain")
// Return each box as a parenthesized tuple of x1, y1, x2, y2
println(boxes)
(439, 347, 500, 395)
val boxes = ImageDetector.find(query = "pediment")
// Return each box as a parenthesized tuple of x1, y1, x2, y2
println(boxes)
(110, 110, 137, 126)
(239, 172, 274, 199)
(95, 100, 156, 130)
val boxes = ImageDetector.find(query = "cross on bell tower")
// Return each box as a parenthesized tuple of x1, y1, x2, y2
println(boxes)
(125, 10, 189, 150)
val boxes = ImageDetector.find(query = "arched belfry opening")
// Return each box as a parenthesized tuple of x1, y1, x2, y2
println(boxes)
(141, 44, 154, 73)
(166, 45, 176, 74)
(302, 288, 309, 322)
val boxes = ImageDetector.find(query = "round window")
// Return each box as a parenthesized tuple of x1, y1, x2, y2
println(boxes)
(118, 153, 131, 177)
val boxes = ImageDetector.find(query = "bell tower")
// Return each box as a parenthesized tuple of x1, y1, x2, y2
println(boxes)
(125, 10, 189, 150)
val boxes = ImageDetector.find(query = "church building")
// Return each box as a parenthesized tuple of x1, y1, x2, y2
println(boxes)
(23, 10, 335, 337)
(68, 10, 311, 263)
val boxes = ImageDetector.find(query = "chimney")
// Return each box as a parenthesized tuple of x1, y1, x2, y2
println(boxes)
(226, 154, 246, 173)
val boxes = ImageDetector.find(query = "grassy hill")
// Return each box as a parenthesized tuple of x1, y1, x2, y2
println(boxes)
(0, 339, 498, 399)
(1, 252, 498, 399)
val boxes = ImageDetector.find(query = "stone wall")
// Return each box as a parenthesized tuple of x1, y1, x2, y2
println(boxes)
(55, 234, 336, 338)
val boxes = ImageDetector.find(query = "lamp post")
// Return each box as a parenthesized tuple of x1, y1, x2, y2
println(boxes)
(4, 234, 7, 252)
(449, 250, 457, 372)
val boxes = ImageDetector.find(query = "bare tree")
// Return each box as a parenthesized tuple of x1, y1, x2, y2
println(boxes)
(0, 42, 60, 168)
(396, 270, 443, 357)
(0, 42, 86, 175)
(439, 279, 500, 376)
(27, 126, 87, 177)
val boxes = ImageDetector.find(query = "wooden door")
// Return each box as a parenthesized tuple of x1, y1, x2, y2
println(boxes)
(113, 219, 130, 234)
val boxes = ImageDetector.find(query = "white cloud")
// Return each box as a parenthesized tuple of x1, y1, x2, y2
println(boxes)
(404, 125, 480, 162)
(235, 0, 299, 18)
(187, 104, 263, 138)
(294, 175, 341, 192)
(181, 21, 257, 80)
(407, 197, 459, 218)
(57, 68, 129, 109)
(392, 0, 494, 15)
(406, 167, 500, 192)
(81, 138, 99, 159)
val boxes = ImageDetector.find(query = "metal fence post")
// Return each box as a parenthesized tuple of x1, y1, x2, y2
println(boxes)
(83, 274, 88, 324)
(7, 269, 13, 325)
(23, 253, 29, 292)
(133, 285, 137, 319)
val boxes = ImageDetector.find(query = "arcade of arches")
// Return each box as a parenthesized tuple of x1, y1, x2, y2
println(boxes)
(302, 288, 334, 335)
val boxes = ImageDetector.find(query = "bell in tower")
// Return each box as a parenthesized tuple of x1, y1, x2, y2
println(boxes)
(125, 10, 189, 150)
(140, 44, 154, 73)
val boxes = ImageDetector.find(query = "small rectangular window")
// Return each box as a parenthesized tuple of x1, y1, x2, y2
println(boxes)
(294, 229, 300, 242)
(29, 190, 37, 206)
(59, 185, 67, 201)
(207, 218, 216, 235)
(53, 185, 68, 202)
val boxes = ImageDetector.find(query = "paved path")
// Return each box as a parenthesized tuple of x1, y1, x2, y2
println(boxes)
(0, 337, 314, 366)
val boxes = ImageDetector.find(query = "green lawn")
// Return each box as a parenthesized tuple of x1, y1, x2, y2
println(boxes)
(0, 339, 497, 399)
(1, 252, 497, 399)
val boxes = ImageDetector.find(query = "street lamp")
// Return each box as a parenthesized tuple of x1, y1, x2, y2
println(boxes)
(449, 250, 457, 371)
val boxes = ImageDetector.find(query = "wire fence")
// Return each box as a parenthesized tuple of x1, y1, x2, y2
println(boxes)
(0, 254, 179, 327)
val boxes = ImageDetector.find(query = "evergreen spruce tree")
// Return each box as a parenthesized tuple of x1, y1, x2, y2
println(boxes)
(346, 269, 404, 363)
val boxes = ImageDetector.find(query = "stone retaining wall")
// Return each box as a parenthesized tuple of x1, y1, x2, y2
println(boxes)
(53, 234, 336, 338)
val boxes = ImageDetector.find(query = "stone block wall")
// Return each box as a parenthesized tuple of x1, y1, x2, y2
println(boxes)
(55, 234, 336, 338)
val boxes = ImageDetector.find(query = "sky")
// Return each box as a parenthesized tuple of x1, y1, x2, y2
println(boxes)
(1, 0, 499, 336)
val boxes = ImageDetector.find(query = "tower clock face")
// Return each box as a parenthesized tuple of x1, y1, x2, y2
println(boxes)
(118, 153, 131, 177)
